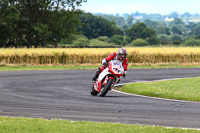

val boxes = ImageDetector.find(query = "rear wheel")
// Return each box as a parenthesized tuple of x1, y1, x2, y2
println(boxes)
(99, 78, 113, 97)
(90, 85, 99, 96)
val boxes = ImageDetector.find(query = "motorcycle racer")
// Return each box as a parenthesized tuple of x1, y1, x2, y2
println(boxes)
(92, 47, 128, 81)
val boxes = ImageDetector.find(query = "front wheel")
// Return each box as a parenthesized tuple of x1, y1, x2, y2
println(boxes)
(99, 78, 113, 97)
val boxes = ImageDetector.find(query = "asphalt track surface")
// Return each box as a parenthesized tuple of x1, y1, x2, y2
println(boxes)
(0, 68, 200, 129)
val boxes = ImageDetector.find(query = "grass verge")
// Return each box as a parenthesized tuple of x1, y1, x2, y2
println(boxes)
(119, 77, 200, 102)
(0, 65, 98, 71)
(0, 116, 199, 133)
(1, 64, 200, 71)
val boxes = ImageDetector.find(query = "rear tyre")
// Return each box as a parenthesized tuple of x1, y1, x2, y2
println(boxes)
(90, 85, 99, 96)
(99, 78, 113, 97)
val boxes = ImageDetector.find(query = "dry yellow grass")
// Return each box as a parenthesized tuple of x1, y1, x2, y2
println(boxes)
(0, 47, 200, 65)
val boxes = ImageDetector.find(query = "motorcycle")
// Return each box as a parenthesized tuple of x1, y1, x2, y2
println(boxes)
(90, 60, 124, 97)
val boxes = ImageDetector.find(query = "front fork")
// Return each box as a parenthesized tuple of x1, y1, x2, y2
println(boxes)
(94, 75, 119, 92)
(94, 76, 115, 92)
(103, 76, 116, 89)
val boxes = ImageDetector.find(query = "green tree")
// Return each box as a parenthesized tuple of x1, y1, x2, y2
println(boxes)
(156, 25, 171, 35)
(165, 27, 171, 35)
(158, 34, 168, 44)
(168, 18, 186, 35)
(110, 35, 124, 45)
(0, 0, 87, 47)
(169, 12, 179, 18)
(0, 1, 21, 47)
(172, 40, 181, 45)
(79, 13, 123, 39)
(97, 36, 110, 43)
(73, 36, 89, 47)
(181, 12, 192, 18)
(173, 18, 185, 25)
(168, 34, 183, 43)
(126, 22, 157, 44)
(126, 16, 134, 27)
(186, 22, 197, 30)
(89, 39, 114, 46)
(131, 39, 149, 46)
(0, 20, 9, 47)
(144, 19, 158, 29)
(116, 17, 125, 27)
(172, 26, 182, 35)
(183, 38, 200, 46)
(191, 24, 200, 35)
(48, 9, 82, 47)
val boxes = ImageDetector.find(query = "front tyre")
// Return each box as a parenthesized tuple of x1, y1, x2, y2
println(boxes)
(99, 78, 113, 97)
(90, 85, 99, 96)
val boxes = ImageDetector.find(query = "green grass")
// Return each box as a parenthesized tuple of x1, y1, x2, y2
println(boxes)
(0, 64, 200, 71)
(120, 77, 200, 102)
(0, 116, 199, 133)
(0, 65, 98, 71)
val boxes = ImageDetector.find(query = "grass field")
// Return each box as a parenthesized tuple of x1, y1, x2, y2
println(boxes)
(120, 77, 200, 102)
(1, 47, 200, 65)
(0, 116, 199, 133)
(0, 65, 98, 71)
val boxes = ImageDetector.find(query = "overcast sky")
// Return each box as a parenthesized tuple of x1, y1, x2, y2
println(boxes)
(79, 0, 200, 15)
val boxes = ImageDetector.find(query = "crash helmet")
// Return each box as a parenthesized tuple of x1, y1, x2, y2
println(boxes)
(117, 47, 127, 61)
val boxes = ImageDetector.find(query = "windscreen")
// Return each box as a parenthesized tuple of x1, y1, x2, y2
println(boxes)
(111, 60, 123, 70)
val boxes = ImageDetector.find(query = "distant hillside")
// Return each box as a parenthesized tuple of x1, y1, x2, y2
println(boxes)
(93, 11, 200, 27)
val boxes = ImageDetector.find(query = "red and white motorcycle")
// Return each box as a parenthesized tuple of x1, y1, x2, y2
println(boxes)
(90, 60, 124, 97)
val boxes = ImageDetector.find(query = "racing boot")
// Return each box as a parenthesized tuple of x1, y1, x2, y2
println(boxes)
(92, 72, 99, 81)
(92, 67, 105, 81)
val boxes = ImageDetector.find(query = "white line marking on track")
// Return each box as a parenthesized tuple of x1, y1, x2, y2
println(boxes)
(165, 126, 200, 131)
(113, 77, 200, 104)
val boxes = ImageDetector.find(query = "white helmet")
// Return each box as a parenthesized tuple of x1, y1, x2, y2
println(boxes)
(117, 47, 127, 61)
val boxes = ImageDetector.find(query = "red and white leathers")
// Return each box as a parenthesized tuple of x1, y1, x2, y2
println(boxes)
(92, 52, 128, 81)
(103, 52, 128, 72)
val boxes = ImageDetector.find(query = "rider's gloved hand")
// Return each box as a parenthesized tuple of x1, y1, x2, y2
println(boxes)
(102, 58, 109, 67)
(103, 62, 109, 67)
(117, 79, 121, 83)
(123, 71, 127, 78)
(122, 73, 126, 78)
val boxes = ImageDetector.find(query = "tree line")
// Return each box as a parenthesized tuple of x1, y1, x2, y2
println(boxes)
(97, 13, 200, 46)
(1, 1, 200, 48)
(61, 13, 158, 47)
(74, 13, 200, 47)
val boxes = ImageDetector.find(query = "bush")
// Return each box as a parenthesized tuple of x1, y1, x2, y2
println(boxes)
(97, 36, 110, 43)
(131, 39, 149, 46)
(72, 37, 89, 46)
(61, 35, 85, 44)
(172, 40, 181, 45)
(158, 34, 168, 44)
(110, 35, 124, 45)
(195, 35, 200, 39)
(168, 34, 183, 43)
(147, 37, 159, 45)
(183, 39, 200, 46)
(89, 39, 114, 46)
